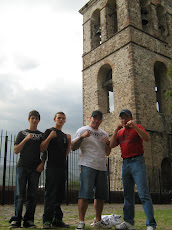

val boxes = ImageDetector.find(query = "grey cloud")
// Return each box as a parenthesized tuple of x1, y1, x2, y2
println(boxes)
(0, 0, 86, 137)
(0, 81, 83, 138)
(14, 55, 40, 71)
(0, 74, 21, 99)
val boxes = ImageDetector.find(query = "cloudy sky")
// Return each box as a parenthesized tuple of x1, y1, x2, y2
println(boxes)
(0, 0, 88, 138)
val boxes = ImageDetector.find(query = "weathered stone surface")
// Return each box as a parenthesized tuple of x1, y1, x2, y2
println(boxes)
(79, 0, 172, 192)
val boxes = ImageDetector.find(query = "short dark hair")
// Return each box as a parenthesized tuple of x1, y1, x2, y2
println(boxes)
(28, 110, 40, 120)
(54, 112, 66, 120)
(91, 110, 103, 119)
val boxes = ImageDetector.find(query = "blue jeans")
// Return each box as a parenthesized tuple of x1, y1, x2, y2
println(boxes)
(43, 168, 65, 224)
(13, 166, 40, 221)
(122, 155, 156, 228)
(78, 166, 108, 200)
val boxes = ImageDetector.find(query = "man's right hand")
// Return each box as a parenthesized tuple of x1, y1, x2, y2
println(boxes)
(109, 124, 123, 149)
(14, 133, 33, 154)
(116, 124, 123, 132)
(81, 130, 90, 139)
(25, 133, 33, 141)
(71, 130, 90, 151)
(49, 130, 57, 139)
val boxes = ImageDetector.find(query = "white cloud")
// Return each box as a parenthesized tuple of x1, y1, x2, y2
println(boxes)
(0, 0, 88, 138)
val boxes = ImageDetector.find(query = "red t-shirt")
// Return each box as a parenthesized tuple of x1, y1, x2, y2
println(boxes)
(116, 124, 146, 158)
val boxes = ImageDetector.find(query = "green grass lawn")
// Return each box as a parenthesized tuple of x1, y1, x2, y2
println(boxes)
(134, 209, 172, 230)
(0, 204, 172, 230)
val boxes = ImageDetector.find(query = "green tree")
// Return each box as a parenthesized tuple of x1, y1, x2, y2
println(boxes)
(165, 60, 172, 110)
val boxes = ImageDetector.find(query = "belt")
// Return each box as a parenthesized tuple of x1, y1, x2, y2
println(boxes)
(123, 155, 142, 160)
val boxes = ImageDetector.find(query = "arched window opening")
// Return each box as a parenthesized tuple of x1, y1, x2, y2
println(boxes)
(154, 61, 168, 113)
(161, 158, 172, 192)
(91, 9, 101, 49)
(102, 69, 114, 112)
(106, 0, 118, 39)
(156, 5, 169, 40)
(97, 65, 114, 114)
(139, 0, 150, 29)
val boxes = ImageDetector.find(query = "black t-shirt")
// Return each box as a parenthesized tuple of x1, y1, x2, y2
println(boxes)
(15, 129, 43, 169)
(42, 127, 68, 168)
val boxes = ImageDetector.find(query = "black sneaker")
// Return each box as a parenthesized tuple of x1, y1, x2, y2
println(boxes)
(23, 221, 36, 228)
(10, 220, 21, 228)
(52, 219, 70, 228)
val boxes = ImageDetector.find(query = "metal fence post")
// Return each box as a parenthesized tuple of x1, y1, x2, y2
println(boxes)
(2, 135, 8, 205)
(0, 130, 3, 165)
(66, 156, 69, 205)
(107, 157, 111, 204)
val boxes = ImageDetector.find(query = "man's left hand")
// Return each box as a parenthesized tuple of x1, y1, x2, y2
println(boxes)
(102, 136, 110, 145)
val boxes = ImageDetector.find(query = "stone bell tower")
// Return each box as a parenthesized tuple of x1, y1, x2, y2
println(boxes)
(79, 0, 172, 193)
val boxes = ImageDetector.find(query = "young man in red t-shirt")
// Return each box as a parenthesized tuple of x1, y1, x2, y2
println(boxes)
(110, 109, 156, 230)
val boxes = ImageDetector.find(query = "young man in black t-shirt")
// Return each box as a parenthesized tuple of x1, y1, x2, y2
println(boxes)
(40, 112, 71, 229)
(9, 110, 46, 228)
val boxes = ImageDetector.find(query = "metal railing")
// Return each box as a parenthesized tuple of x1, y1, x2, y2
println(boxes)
(0, 130, 81, 205)
(1, 130, 171, 205)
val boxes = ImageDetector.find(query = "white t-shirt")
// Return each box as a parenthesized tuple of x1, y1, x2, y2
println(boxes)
(72, 125, 109, 171)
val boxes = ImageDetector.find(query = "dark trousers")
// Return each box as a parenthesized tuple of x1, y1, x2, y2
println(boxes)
(43, 167, 65, 223)
(12, 166, 40, 222)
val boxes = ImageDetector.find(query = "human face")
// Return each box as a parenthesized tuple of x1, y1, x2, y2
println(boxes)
(120, 113, 132, 127)
(89, 115, 102, 130)
(28, 115, 40, 130)
(54, 113, 66, 128)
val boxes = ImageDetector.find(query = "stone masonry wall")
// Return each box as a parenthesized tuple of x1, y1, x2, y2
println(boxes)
(80, 0, 172, 192)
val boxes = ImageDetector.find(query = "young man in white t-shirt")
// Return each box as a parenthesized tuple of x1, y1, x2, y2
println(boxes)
(71, 110, 111, 230)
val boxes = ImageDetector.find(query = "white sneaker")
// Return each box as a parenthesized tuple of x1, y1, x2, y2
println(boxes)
(93, 220, 112, 229)
(76, 221, 85, 230)
(115, 222, 135, 230)
(147, 227, 156, 230)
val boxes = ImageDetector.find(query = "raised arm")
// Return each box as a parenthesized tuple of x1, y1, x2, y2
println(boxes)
(126, 121, 150, 142)
(14, 134, 33, 154)
(40, 130, 56, 152)
(71, 131, 90, 151)
(110, 124, 123, 149)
